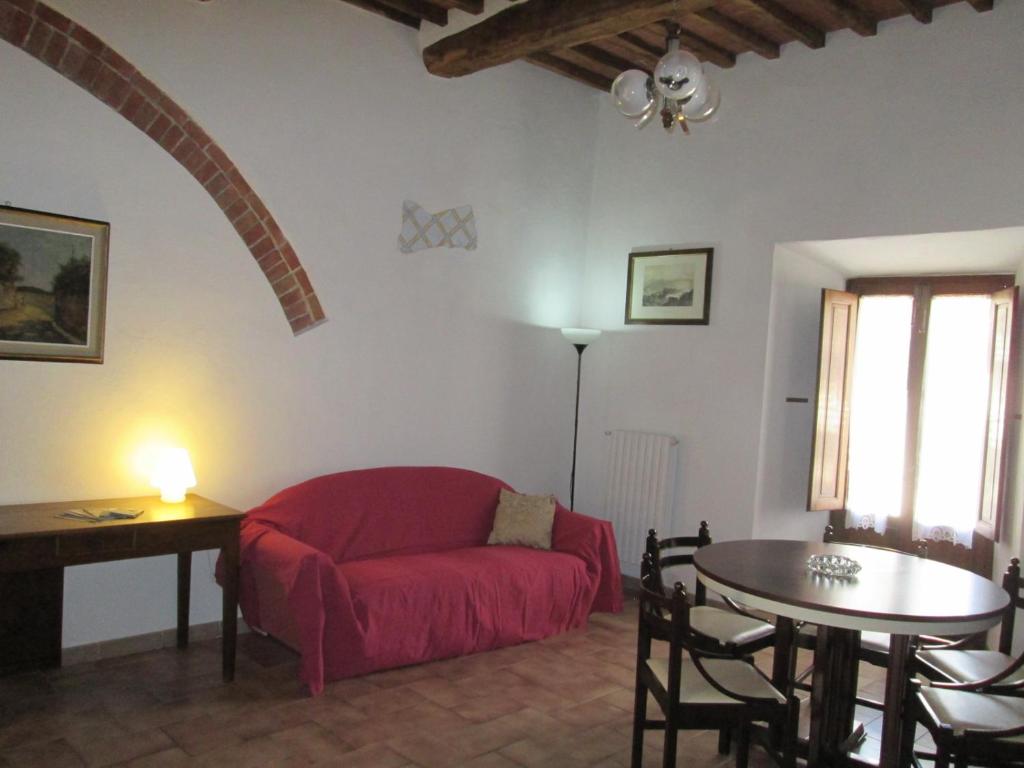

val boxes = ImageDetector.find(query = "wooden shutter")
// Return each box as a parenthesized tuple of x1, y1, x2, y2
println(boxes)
(978, 286, 1019, 541)
(807, 290, 859, 511)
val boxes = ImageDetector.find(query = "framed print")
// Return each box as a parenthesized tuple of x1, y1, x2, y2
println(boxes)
(625, 247, 713, 325)
(0, 205, 109, 363)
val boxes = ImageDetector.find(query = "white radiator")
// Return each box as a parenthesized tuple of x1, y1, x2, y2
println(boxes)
(602, 429, 679, 571)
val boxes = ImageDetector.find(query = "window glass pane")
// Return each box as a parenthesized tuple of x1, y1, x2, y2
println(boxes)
(846, 296, 913, 529)
(913, 295, 993, 545)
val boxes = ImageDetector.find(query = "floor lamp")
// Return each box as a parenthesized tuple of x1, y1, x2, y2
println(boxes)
(561, 328, 601, 510)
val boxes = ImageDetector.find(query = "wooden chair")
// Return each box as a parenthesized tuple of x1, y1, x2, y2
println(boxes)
(917, 557, 1024, 687)
(631, 553, 797, 768)
(914, 650, 1024, 767)
(646, 525, 776, 656)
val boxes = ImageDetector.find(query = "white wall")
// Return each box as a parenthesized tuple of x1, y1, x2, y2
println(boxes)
(0, 0, 599, 647)
(579, 3, 1024, 550)
(753, 246, 844, 541)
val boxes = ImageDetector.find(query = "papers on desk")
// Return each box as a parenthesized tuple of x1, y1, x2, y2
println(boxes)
(56, 508, 144, 523)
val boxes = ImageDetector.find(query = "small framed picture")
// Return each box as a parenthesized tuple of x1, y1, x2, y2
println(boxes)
(0, 205, 110, 363)
(625, 247, 713, 325)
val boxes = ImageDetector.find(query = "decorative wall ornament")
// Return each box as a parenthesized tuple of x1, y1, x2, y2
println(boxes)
(399, 200, 477, 253)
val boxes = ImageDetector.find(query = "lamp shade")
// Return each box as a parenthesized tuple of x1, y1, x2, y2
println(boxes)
(610, 70, 654, 118)
(653, 49, 703, 100)
(149, 447, 196, 503)
(561, 328, 602, 347)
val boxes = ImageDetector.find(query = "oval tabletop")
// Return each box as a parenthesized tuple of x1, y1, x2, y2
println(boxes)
(693, 540, 1009, 636)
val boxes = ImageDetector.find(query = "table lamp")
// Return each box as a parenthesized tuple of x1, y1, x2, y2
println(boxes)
(150, 447, 196, 503)
(561, 328, 601, 510)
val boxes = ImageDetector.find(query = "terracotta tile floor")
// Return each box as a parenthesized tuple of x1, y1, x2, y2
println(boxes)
(0, 603, 934, 767)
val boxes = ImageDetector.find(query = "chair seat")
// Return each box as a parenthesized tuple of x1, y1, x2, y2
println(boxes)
(690, 605, 774, 648)
(919, 687, 1024, 743)
(861, 630, 890, 654)
(918, 649, 1024, 685)
(647, 656, 787, 706)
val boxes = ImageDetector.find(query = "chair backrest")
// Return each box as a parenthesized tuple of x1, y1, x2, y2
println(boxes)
(999, 557, 1024, 655)
(822, 523, 928, 559)
(645, 522, 712, 605)
(635, 553, 693, 714)
(638, 551, 690, 646)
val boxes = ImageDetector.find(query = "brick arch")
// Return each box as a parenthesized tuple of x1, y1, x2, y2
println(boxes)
(0, 0, 326, 335)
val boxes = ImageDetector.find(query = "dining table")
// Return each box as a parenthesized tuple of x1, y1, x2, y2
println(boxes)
(693, 539, 1009, 768)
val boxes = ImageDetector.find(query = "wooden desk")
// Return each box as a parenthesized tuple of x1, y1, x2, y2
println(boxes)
(694, 540, 1009, 768)
(0, 495, 244, 681)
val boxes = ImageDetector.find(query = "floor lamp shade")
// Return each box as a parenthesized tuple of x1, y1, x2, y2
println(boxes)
(561, 328, 601, 510)
(561, 328, 602, 347)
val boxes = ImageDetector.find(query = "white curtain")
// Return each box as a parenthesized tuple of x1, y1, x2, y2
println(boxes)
(845, 296, 913, 535)
(912, 296, 993, 548)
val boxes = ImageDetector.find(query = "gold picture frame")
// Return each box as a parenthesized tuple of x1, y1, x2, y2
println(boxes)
(625, 247, 713, 325)
(0, 205, 110, 363)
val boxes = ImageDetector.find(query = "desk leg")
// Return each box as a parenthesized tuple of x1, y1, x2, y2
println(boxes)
(809, 626, 860, 766)
(177, 552, 191, 649)
(879, 634, 912, 768)
(221, 529, 239, 682)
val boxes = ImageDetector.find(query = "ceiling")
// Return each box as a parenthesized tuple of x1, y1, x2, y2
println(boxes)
(340, 0, 995, 91)
(781, 227, 1024, 277)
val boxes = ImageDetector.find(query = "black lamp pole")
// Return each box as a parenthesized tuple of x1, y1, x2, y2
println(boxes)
(569, 342, 587, 511)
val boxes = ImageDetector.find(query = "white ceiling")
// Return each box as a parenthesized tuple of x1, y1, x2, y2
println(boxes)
(781, 226, 1024, 278)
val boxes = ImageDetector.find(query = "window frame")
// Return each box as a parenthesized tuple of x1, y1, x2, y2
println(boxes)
(808, 274, 1018, 567)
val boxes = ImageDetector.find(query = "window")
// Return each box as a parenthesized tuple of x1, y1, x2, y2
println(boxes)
(808, 276, 1018, 569)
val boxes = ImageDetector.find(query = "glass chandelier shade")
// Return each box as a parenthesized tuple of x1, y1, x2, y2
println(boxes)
(609, 25, 720, 135)
(610, 69, 655, 118)
(653, 48, 702, 100)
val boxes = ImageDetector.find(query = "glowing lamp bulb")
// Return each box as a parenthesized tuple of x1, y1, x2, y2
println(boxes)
(150, 448, 196, 503)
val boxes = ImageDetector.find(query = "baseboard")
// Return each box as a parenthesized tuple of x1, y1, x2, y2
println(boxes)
(62, 619, 250, 667)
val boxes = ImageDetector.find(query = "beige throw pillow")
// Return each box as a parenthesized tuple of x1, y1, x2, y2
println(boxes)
(487, 488, 556, 550)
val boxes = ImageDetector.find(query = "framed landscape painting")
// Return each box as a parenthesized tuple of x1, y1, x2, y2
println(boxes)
(625, 247, 713, 325)
(0, 206, 109, 363)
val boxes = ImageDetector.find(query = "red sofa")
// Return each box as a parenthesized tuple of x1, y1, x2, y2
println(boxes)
(229, 466, 623, 694)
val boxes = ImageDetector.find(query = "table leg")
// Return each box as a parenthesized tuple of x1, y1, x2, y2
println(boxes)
(176, 552, 191, 649)
(770, 617, 797, 750)
(809, 625, 860, 766)
(879, 634, 912, 768)
(221, 529, 240, 682)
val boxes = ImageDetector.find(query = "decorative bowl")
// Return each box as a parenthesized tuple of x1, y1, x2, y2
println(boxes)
(806, 554, 862, 579)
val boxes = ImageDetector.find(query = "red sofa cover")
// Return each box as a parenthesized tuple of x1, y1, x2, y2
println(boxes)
(229, 466, 622, 694)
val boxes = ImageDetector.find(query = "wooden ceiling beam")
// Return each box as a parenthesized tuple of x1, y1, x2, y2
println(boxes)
(692, 8, 780, 59)
(423, 0, 717, 77)
(527, 52, 613, 91)
(965, 0, 994, 10)
(675, 27, 736, 68)
(599, 34, 662, 71)
(818, 0, 878, 37)
(895, 0, 933, 23)
(373, 0, 448, 26)
(617, 32, 664, 59)
(432, 0, 485, 13)
(743, 0, 825, 49)
(571, 43, 641, 75)
(627, 26, 736, 70)
(341, 0, 420, 28)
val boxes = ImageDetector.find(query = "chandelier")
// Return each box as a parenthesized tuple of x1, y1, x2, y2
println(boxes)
(609, 24, 720, 135)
